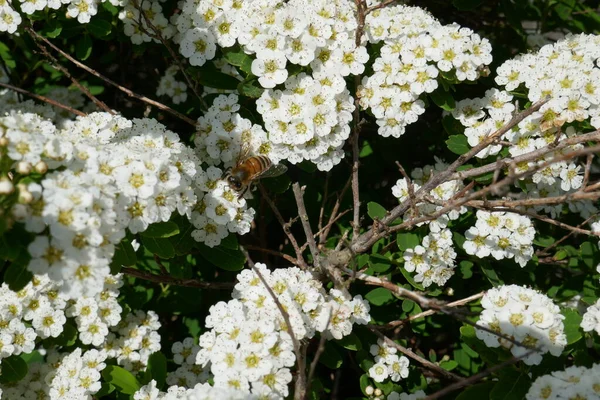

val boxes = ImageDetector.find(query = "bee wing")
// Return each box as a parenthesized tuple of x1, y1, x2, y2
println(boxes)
(257, 163, 288, 179)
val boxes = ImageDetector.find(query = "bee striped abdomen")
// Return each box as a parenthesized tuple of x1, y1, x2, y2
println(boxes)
(247, 155, 272, 178)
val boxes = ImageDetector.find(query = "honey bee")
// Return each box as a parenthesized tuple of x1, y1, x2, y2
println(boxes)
(224, 148, 287, 197)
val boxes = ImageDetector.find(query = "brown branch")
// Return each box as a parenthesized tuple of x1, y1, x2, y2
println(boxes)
(320, 176, 352, 245)
(351, 0, 367, 240)
(0, 81, 86, 117)
(121, 267, 234, 289)
(535, 214, 599, 256)
(303, 209, 351, 252)
(26, 27, 197, 127)
(243, 244, 299, 265)
(259, 184, 308, 269)
(129, 0, 207, 109)
(293, 183, 320, 268)
(27, 31, 113, 114)
(423, 350, 538, 400)
(369, 327, 462, 382)
(366, 0, 399, 14)
(451, 129, 600, 182)
(351, 98, 549, 254)
(379, 291, 485, 330)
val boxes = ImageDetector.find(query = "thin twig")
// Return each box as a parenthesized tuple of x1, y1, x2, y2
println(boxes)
(320, 176, 352, 245)
(424, 350, 538, 400)
(28, 31, 113, 114)
(293, 183, 320, 268)
(379, 292, 485, 330)
(26, 27, 197, 126)
(369, 327, 462, 382)
(0, 81, 86, 117)
(244, 244, 299, 265)
(259, 184, 308, 269)
(122, 267, 234, 289)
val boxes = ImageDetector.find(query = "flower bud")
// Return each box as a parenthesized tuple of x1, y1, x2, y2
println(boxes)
(16, 161, 32, 175)
(365, 386, 374, 395)
(0, 177, 14, 194)
(17, 184, 33, 204)
(374, 388, 382, 396)
(34, 161, 48, 174)
(0, 137, 8, 146)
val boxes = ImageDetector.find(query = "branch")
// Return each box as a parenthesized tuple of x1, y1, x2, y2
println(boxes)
(121, 267, 234, 289)
(351, 98, 549, 253)
(27, 30, 113, 114)
(243, 244, 299, 265)
(379, 292, 485, 330)
(293, 183, 320, 268)
(369, 327, 462, 382)
(0, 81, 86, 117)
(26, 27, 197, 127)
(320, 176, 352, 245)
(259, 184, 308, 269)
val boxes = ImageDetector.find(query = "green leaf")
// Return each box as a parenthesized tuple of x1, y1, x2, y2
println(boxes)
(562, 308, 583, 345)
(101, 365, 141, 395)
(365, 287, 394, 306)
(222, 47, 253, 75)
(456, 381, 496, 400)
(112, 239, 137, 268)
(75, 34, 93, 61)
(40, 19, 62, 38)
(192, 65, 240, 90)
(142, 236, 175, 259)
(359, 374, 370, 395)
(170, 217, 196, 256)
(430, 88, 456, 111)
(480, 261, 504, 286)
(147, 352, 167, 389)
(238, 78, 264, 98)
(0, 356, 28, 383)
(54, 321, 78, 347)
(399, 268, 425, 291)
(369, 254, 392, 273)
(0, 41, 16, 69)
(87, 19, 112, 37)
(319, 342, 343, 369)
(367, 202, 386, 220)
(336, 332, 362, 351)
(141, 222, 180, 238)
(490, 369, 531, 400)
(460, 324, 500, 365)
(402, 299, 415, 312)
(396, 233, 420, 251)
(442, 115, 464, 136)
(440, 360, 458, 371)
(196, 243, 245, 271)
(446, 135, 470, 155)
(5, 256, 33, 292)
(460, 260, 473, 279)
(220, 234, 239, 250)
(453, 0, 484, 10)
(580, 242, 598, 269)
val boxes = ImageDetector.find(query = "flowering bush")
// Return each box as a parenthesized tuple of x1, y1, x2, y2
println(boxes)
(1, 0, 600, 399)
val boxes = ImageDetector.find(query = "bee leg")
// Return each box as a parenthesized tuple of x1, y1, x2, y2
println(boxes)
(238, 185, 249, 200)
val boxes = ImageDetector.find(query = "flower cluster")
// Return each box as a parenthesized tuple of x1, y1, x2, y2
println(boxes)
(495, 34, 600, 130)
(581, 298, 600, 336)
(464, 210, 535, 267)
(166, 337, 208, 387)
(5, 111, 200, 298)
(157, 66, 188, 105)
(190, 264, 370, 398)
(476, 285, 566, 365)
(391, 157, 467, 233)
(0, 273, 125, 398)
(174, 0, 363, 87)
(403, 228, 456, 287)
(256, 72, 354, 171)
(0, 347, 108, 399)
(360, 5, 492, 138)
(135, 380, 258, 400)
(367, 338, 410, 383)
(119, 0, 175, 45)
(105, 309, 162, 372)
(0, 0, 122, 32)
(526, 363, 600, 400)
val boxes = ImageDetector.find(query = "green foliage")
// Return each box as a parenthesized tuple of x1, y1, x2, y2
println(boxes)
(101, 366, 141, 395)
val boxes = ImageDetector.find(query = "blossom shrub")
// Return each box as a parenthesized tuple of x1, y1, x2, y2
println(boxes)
(0, 0, 600, 399)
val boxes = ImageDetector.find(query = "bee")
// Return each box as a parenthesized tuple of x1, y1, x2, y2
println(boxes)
(224, 148, 287, 197)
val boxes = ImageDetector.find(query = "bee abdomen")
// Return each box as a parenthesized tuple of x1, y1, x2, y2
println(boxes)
(248, 156, 272, 176)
